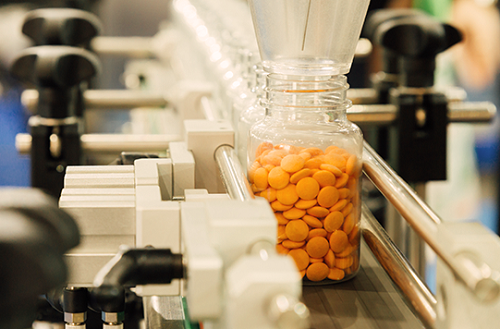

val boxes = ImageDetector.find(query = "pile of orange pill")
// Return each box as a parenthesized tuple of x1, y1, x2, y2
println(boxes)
(249, 142, 361, 282)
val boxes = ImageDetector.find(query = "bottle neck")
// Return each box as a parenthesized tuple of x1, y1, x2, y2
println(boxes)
(264, 74, 351, 122)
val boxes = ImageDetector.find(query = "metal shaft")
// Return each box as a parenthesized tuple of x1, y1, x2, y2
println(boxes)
(16, 133, 181, 155)
(363, 141, 500, 302)
(361, 204, 436, 328)
(214, 145, 254, 201)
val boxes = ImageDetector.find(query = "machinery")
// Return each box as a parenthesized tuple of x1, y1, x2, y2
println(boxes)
(2, 1, 500, 329)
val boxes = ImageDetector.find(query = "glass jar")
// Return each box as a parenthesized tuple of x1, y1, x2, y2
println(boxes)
(247, 74, 362, 283)
(236, 63, 268, 172)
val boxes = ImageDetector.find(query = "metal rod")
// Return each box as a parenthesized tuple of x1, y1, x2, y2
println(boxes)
(90, 36, 154, 57)
(16, 133, 181, 155)
(22, 89, 169, 112)
(361, 204, 436, 328)
(363, 141, 500, 302)
(214, 145, 254, 201)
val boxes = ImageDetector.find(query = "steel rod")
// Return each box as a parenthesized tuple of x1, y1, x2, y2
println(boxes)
(16, 133, 181, 155)
(90, 36, 154, 57)
(22, 89, 169, 112)
(363, 141, 500, 302)
(361, 204, 436, 328)
(214, 145, 254, 201)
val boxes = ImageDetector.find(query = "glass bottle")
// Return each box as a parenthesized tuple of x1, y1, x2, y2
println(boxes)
(248, 74, 362, 283)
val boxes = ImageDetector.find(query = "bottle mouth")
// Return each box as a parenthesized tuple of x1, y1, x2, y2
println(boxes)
(262, 60, 352, 77)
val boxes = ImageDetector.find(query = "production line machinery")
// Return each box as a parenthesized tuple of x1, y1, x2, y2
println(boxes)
(3, 2, 500, 329)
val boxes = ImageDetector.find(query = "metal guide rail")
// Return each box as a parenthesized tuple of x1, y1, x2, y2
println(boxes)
(213, 142, 500, 328)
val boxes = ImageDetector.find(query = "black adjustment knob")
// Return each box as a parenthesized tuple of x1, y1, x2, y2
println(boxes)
(22, 8, 101, 47)
(10, 46, 100, 118)
(363, 9, 426, 74)
(0, 188, 80, 329)
(374, 13, 462, 87)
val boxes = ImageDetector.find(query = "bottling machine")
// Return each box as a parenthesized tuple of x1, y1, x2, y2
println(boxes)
(2, 1, 500, 329)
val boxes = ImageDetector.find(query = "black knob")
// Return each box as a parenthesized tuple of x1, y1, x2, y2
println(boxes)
(10, 46, 100, 118)
(0, 188, 80, 329)
(363, 9, 426, 74)
(374, 13, 462, 87)
(23, 8, 101, 47)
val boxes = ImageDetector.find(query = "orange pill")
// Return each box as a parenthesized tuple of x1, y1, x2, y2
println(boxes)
(288, 248, 310, 271)
(341, 203, 353, 217)
(296, 177, 320, 200)
(282, 239, 306, 249)
(285, 220, 309, 241)
(308, 228, 327, 240)
(324, 249, 335, 268)
(328, 268, 345, 281)
(306, 237, 330, 258)
(283, 207, 306, 220)
(338, 188, 350, 199)
(310, 257, 323, 263)
(298, 152, 312, 161)
(346, 154, 358, 175)
(268, 167, 290, 189)
(271, 200, 293, 211)
(336, 243, 354, 257)
(329, 199, 348, 212)
(276, 244, 290, 255)
(255, 142, 273, 157)
(263, 164, 275, 172)
(325, 145, 341, 154)
(306, 262, 329, 281)
(248, 161, 261, 183)
(329, 230, 349, 253)
(349, 225, 359, 243)
(335, 256, 354, 269)
(347, 177, 357, 197)
(319, 163, 343, 177)
(317, 186, 340, 208)
(290, 168, 313, 184)
(303, 215, 323, 228)
(269, 149, 288, 158)
(253, 167, 269, 189)
(275, 212, 289, 225)
(276, 184, 299, 205)
(334, 173, 349, 189)
(325, 153, 347, 169)
(312, 170, 336, 187)
(343, 213, 355, 235)
(277, 225, 287, 242)
(260, 187, 277, 202)
(304, 158, 323, 169)
(281, 154, 305, 173)
(251, 184, 265, 193)
(324, 211, 344, 232)
(262, 154, 283, 166)
(295, 199, 317, 209)
(307, 206, 329, 218)
(303, 147, 324, 156)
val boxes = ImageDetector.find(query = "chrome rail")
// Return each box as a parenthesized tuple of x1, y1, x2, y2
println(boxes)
(363, 141, 500, 302)
(214, 144, 254, 201)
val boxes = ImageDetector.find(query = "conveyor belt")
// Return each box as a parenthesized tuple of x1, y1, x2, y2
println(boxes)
(303, 240, 425, 329)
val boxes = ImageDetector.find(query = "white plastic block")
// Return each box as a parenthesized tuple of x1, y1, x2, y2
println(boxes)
(61, 204, 135, 235)
(184, 189, 230, 202)
(65, 253, 116, 287)
(59, 195, 135, 207)
(225, 255, 301, 329)
(169, 142, 195, 198)
(184, 120, 234, 193)
(181, 202, 223, 320)
(135, 186, 180, 250)
(205, 198, 276, 267)
(61, 188, 135, 196)
(68, 235, 135, 253)
(66, 165, 134, 174)
(64, 173, 135, 188)
(134, 158, 173, 200)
